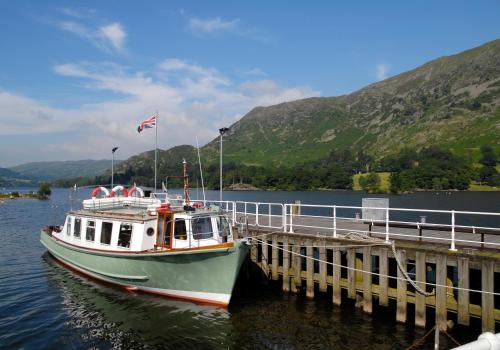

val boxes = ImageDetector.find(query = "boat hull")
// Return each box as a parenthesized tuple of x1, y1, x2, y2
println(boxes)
(40, 231, 249, 306)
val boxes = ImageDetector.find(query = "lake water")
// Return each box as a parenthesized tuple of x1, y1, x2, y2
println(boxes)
(1, 188, 499, 349)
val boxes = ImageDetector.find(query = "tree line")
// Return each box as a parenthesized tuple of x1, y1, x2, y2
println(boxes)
(54, 146, 499, 193)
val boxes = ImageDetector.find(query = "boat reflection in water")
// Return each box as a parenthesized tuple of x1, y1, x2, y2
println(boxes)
(42, 252, 234, 349)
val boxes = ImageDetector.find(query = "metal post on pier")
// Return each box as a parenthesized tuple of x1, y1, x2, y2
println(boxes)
(385, 207, 390, 243)
(269, 203, 272, 227)
(450, 210, 457, 251)
(256, 203, 259, 227)
(333, 205, 337, 238)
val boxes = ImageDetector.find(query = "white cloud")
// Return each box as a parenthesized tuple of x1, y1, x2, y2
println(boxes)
(188, 17, 239, 33)
(99, 23, 126, 51)
(0, 60, 318, 164)
(57, 20, 127, 53)
(376, 63, 390, 81)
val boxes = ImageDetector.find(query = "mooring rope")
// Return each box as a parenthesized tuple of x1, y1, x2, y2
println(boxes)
(250, 234, 500, 296)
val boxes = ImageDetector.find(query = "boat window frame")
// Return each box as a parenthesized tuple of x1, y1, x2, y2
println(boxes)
(74, 217, 82, 239)
(191, 216, 214, 240)
(85, 220, 96, 242)
(174, 218, 188, 241)
(156, 212, 173, 249)
(100, 221, 113, 246)
(66, 216, 72, 236)
(117, 223, 133, 249)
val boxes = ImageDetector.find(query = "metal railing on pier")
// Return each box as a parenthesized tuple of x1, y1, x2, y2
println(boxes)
(191, 199, 500, 250)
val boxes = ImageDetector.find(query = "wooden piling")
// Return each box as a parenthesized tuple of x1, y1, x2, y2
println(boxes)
(290, 241, 298, 293)
(379, 248, 388, 307)
(306, 241, 314, 299)
(271, 235, 279, 280)
(262, 238, 270, 276)
(481, 260, 495, 332)
(332, 247, 341, 306)
(363, 246, 372, 314)
(282, 236, 290, 292)
(347, 249, 356, 299)
(292, 241, 302, 292)
(319, 240, 327, 293)
(435, 254, 448, 331)
(250, 234, 258, 263)
(415, 251, 426, 328)
(457, 257, 470, 326)
(396, 250, 407, 323)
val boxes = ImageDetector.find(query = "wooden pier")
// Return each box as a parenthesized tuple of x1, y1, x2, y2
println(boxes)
(205, 199, 500, 333)
(244, 229, 499, 332)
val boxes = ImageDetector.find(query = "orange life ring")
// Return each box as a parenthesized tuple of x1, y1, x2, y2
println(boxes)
(109, 185, 128, 197)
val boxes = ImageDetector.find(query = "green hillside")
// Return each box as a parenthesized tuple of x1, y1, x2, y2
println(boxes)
(202, 39, 500, 166)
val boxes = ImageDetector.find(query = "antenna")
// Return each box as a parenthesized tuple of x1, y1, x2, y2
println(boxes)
(196, 136, 206, 204)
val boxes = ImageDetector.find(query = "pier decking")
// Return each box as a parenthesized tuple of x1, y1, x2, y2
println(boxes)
(196, 199, 500, 332)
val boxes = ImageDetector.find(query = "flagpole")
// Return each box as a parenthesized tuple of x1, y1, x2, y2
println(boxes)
(155, 111, 158, 192)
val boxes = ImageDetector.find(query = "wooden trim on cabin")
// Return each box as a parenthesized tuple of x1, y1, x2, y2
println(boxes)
(44, 230, 234, 255)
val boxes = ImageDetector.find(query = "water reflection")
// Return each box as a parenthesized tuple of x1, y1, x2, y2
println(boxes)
(43, 253, 234, 349)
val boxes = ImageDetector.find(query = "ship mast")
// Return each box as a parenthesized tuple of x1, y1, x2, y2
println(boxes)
(183, 159, 190, 205)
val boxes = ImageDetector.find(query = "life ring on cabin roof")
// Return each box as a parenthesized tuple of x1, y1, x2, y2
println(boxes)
(128, 186, 145, 198)
(109, 185, 128, 198)
(91, 186, 110, 199)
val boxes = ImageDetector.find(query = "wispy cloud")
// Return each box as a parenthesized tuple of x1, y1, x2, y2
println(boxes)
(376, 63, 390, 81)
(186, 15, 270, 43)
(188, 16, 240, 33)
(54, 8, 127, 53)
(0, 59, 318, 163)
(58, 7, 96, 19)
(58, 20, 127, 53)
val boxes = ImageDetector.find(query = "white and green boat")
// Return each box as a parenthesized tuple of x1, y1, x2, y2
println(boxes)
(41, 184, 249, 307)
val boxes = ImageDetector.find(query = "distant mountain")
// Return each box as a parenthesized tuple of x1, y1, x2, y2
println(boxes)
(0, 167, 34, 187)
(10, 159, 122, 181)
(202, 39, 500, 166)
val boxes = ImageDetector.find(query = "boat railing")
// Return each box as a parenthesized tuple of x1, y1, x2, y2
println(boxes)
(190, 199, 500, 250)
(82, 196, 161, 211)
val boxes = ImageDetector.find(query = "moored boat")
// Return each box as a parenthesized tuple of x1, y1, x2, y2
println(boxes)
(41, 179, 249, 307)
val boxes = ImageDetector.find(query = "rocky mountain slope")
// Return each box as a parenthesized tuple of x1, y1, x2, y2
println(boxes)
(203, 39, 500, 166)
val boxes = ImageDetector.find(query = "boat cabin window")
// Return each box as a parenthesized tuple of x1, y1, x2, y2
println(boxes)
(100, 222, 113, 245)
(174, 219, 187, 240)
(86, 220, 95, 241)
(118, 223, 132, 248)
(66, 217, 72, 236)
(157, 214, 172, 247)
(74, 218, 81, 239)
(217, 216, 230, 238)
(192, 217, 213, 240)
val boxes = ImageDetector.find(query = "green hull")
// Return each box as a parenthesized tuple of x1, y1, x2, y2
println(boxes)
(40, 231, 249, 306)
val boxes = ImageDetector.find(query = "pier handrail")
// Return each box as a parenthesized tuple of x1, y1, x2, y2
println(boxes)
(190, 199, 500, 250)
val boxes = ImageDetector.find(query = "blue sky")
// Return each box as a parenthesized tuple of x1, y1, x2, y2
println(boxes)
(1, 0, 499, 166)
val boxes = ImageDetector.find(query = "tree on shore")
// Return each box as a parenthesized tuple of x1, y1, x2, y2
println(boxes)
(37, 182, 51, 199)
(359, 172, 381, 193)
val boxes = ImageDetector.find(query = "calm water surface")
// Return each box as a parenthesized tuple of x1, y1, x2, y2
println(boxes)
(1, 188, 499, 349)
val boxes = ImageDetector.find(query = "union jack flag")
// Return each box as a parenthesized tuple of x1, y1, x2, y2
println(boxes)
(137, 113, 157, 133)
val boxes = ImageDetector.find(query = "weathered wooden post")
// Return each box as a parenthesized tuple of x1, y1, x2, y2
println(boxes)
(435, 254, 448, 331)
(282, 236, 290, 292)
(347, 249, 356, 299)
(333, 247, 342, 306)
(396, 250, 407, 323)
(363, 246, 372, 314)
(306, 240, 314, 299)
(457, 257, 470, 326)
(271, 234, 279, 280)
(481, 259, 495, 332)
(262, 238, 270, 276)
(379, 247, 388, 306)
(319, 239, 327, 293)
(415, 251, 427, 328)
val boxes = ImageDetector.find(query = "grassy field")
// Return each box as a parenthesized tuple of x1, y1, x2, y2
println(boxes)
(469, 182, 500, 191)
(352, 172, 391, 192)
